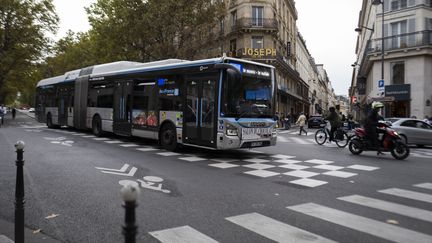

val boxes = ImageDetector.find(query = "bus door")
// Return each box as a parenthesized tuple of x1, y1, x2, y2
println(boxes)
(57, 86, 69, 126)
(113, 80, 133, 136)
(183, 74, 217, 147)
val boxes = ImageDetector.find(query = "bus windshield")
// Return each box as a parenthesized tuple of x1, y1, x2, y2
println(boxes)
(221, 64, 273, 119)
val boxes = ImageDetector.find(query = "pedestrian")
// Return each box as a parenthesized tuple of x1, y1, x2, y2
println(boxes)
(274, 112, 280, 128)
(325, 107, 341, 142)
(296, 112, 307, 135)
(0, 105, 4, 125)
(12, 107, 16, 119)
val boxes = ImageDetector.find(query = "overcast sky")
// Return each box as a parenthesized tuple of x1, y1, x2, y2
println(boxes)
(52, 0, 362, 96)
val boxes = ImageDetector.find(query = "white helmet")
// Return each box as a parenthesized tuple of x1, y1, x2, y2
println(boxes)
(372, 101, 384, 109)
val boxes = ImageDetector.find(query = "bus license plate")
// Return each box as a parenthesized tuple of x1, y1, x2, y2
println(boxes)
(242, 128, 271, 139)
(251, 142, 263, 147)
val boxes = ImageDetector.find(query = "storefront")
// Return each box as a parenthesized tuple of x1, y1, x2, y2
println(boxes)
(384, 84, 411, 118)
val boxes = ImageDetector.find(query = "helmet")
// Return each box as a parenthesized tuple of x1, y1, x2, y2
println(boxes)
(371, 101, 384, 109)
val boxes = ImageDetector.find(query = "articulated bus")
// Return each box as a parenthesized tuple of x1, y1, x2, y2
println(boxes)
(35, 57, 277, 151)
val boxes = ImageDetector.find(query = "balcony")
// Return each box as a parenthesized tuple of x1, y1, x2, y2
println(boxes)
(230, 18, 278, 33)
(368, 30, 431, 52)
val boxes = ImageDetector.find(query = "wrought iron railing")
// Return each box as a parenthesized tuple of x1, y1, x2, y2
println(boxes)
(230, 18, 278, 32)
(368, 30, 431, 52)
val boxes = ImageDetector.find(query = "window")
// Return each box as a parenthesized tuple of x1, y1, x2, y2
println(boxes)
(97, 95, 113, 108)
(391, 62, 405, 85)
(229, 39, 237, 56)
(252, 36, 263, 49)
(391, 0, 407, 11)
(391, 20, 407, 48)
(132, 80, 157, 127)
(252, 6, 263, 26)
(230, 10, 237, 27)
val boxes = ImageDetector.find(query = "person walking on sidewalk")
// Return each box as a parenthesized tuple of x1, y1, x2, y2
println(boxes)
(296, 112, 307, 135)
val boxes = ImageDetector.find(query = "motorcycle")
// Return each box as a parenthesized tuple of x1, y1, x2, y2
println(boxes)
(348, 123, 409, 160)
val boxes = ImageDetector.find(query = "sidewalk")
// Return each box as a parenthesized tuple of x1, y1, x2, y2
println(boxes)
(0, 219, 61, 243)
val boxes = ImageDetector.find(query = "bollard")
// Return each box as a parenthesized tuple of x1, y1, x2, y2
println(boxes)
(14, 141, 25, 243)
(121, 182, 140, 243)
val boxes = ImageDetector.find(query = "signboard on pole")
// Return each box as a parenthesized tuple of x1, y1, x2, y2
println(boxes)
(378, 79, 385, 93)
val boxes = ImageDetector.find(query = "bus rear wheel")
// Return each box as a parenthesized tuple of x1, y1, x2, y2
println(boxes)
(92, 115, 103, 137)
(160, 124, 178, 151)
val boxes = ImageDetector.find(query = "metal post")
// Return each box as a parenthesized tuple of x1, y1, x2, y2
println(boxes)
(121, 182, 140, 243)
(381, 2, 384, 82)
(14, 141, 25, 243)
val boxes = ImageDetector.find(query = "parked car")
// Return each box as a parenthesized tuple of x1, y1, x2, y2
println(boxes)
(389, 118, 432, 147)
(308, 115, 324, 128)
(28, 107, 35, 113)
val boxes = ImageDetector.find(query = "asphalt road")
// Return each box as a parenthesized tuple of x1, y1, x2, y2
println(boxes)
(1, 112, 431, 242)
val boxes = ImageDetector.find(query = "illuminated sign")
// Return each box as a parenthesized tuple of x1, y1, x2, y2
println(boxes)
(242, 48, 276, 57)
(242, 68, 270, 77)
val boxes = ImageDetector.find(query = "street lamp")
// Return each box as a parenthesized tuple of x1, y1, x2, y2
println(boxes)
(372, 0, 385, 90)
(354, 26, 374, 32)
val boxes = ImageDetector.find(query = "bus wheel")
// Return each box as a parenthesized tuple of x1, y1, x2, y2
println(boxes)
(92, 115, 103, 137)
(47, 114, 56, 129)
(160, 124, 178, 151)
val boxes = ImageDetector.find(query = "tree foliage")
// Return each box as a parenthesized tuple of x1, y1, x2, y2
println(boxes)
(0, 0, 58, 104)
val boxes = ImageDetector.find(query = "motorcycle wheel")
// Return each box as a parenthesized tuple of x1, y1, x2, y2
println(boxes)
(391, 141, 410, 160)
(315, 129, 327, 145)
(349, 138, 363, 155)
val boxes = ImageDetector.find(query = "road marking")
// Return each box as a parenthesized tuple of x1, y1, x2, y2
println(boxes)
(93, 137, 110, 141)
(304, 159, 334, 165)
(82, 135, 96, 138)
(105, 140, 123, 144)
(226, 212, 335, 243)
(289, 178, 328, 187)
(157, 152, 181, 156)
(271, 154, 296, 159)
(414, 183, 432, 190)
(347, 165, 380, 171)
(288, 203, 432, 243)
(277, 136, 289, 142)
(290, 137, 313, 145)
(95, 163, 137, 177)
(313, 165, 344, 171)
(243, 158, 269, 163)
(284, 170, 319, 178)
(243, 170, 280, 178)
(378, 188, 432, 203)
(120, 144, 139, 147)
(136, 147, 159, 152)
(208, 163, 240, 169)
(72, 133, 87, 136)
(338, 195, 432, 223)
(322, 171, 357, 178)
(150, 225, 219, 243)
(178, 156, 207, 162)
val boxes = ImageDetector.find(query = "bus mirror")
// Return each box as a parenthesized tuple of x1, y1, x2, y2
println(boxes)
(214, 63, 242, 81)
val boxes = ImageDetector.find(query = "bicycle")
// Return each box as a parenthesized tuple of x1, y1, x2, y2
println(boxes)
(314, 121, 350, 148)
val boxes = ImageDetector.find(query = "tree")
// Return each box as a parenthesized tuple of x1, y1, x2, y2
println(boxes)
(86, 0, 225, 62)
(0, 0, 58, 104)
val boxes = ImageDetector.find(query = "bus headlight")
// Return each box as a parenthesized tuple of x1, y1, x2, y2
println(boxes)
(226, 123, 238, 136)
(272, 128, 277, 137)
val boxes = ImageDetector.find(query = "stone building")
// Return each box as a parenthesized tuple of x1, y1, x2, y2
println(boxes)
(351, 0, 432, 119)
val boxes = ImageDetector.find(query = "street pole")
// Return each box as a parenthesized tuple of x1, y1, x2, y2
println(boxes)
(15, 141, 25, 243)
(380, 2, 384, 83)
(121, 182, 140, 243)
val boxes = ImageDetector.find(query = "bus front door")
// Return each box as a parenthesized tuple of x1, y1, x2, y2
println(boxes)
(113, 81, 132, 136)
(184, 75, 217, 148)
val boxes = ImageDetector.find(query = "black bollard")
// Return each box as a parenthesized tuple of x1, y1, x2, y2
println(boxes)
(14, 141, 25, 243)
(121, 183, 140, 243)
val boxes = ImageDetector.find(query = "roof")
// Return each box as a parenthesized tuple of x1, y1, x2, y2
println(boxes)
(37, 57, 275, 87)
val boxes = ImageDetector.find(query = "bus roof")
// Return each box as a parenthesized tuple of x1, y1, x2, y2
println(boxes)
(36, 57, 274, 87)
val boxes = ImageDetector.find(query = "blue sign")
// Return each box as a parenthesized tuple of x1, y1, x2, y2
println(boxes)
(230, 63, 243, 73)
(378, 79, 384, 88)
(157, 78, 165, 86)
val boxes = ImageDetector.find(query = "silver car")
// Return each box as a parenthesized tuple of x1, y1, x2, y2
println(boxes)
(389, 118, 432, 146)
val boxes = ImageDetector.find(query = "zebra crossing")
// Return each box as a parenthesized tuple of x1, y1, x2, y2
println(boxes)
(149, 182, 432, 242)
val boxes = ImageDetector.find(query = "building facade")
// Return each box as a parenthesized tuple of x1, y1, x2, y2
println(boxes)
(351, 0, 432, 119)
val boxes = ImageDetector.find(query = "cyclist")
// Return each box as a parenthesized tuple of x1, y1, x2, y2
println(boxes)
(325, 107, 341, 142)
(364, 101, 384, 155)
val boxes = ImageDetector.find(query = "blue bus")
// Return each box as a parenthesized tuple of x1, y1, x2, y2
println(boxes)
(35, 56, 277, 150)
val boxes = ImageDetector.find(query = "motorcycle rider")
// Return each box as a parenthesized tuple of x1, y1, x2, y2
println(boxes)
(364, 101, 384, 155)
(325, 107, 341, 142)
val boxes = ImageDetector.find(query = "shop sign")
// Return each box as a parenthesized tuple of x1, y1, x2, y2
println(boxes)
(242, 48, 276, 57)
(385, 84, 410, 101)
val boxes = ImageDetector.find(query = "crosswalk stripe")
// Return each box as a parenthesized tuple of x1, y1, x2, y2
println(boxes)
(277, 136, 289, 142)
(288, 203, 432, 243)
(378, 188, 432, 203)
(149, 225, 218, 243)
(414, 183, 432, 190)
(338, 195, 432, 222)
(290, 137, 313, 145)
(226, 212, 335, 243)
